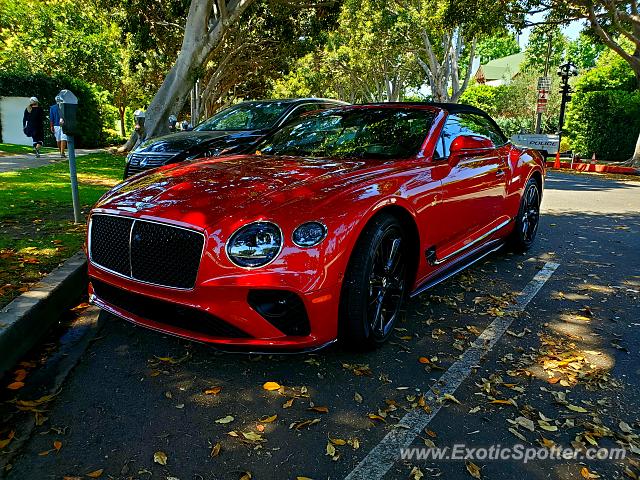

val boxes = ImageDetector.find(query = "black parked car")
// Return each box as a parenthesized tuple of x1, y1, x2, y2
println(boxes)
(124, 98, 347, 178)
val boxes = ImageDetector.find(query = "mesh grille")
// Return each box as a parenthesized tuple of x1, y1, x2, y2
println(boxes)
(92, 279, 251, 338)
(131, 221, 204, 289)
(125, 153, 174, 178)
(90, 215, 133, 276)
(90, 214, 204, 289)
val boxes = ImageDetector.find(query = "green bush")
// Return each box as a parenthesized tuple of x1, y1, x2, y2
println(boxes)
(0, 72, 106, 148)
(459, 84, 510, 117)
(566, 90, 640, 161)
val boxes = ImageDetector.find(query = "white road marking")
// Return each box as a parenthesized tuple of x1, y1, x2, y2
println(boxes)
(344, 261, 560, 480)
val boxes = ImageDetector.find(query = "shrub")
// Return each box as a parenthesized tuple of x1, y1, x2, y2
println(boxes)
(0, 72, 106, 148)
(565, 90, 640, 161)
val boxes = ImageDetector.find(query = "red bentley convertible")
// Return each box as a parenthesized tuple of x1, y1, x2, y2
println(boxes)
(86, 103, 544, 351)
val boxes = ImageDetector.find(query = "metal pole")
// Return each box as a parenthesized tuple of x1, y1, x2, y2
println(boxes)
(556, 79, 569, 160)
(67, 135, 81, 224)
(535, 35, 553, 134)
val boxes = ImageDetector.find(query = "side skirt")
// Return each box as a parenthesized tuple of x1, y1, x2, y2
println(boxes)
(409, 239, 505, 298)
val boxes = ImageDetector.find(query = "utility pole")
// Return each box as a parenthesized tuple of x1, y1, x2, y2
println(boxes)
(535, 34, 553, 134)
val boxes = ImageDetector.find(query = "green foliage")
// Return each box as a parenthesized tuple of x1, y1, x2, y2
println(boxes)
(461, 71, 561, 135)
(522, 26, 567, 72)
(573, 45, 638, 93)
(0, 72, 106, 148)
(476, 32, 521, 64)
(566, 32, 605, 70)
(459, 84, 510, 117)
(566, 90, 640, 161)
(0, 0, 123, 92)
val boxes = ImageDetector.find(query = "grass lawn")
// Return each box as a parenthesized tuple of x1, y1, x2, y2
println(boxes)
(0, 152, 125, 307)
(0, 143, 57, 155)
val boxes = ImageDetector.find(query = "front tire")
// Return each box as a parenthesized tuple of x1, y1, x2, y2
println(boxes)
(339, 213, 409, 349)
(509, 177, 541, 252)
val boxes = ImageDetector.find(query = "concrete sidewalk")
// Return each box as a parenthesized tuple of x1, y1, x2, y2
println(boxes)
(0, 148, 105, 173)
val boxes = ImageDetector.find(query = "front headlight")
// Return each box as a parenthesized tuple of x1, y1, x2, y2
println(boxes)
(226, 222, 283, 268)
(292, 222, 327, 247)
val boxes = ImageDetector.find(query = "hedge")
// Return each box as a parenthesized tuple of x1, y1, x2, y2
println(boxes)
(565, 90, 640, 161)
(0, 72, 105, 148)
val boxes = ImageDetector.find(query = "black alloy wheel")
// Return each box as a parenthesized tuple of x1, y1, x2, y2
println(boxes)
(510, 178, 541, 251)
(340, 213, 409, 349)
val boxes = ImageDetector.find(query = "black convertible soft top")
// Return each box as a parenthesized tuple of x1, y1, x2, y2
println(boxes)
(359, 102, 508, 141)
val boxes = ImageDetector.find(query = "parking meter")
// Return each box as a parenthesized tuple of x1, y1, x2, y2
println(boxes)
(56, 89, 78, 136)
(56, 89, 81, 223)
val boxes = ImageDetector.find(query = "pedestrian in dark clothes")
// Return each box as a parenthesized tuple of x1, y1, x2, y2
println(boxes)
(23, 97, 44, 157)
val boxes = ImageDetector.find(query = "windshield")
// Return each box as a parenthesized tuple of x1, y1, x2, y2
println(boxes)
(257, 108, 435, 159)
(194, 101, 291, 131)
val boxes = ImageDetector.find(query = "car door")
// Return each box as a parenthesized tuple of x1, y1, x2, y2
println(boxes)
(430, 113, 508, 264)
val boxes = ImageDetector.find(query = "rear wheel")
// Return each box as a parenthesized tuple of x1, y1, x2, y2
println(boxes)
(509, 178, 541, 252)
(339, 214, 409, 349)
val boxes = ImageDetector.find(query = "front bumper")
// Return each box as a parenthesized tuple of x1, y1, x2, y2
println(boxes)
(88, 265, 341, 351)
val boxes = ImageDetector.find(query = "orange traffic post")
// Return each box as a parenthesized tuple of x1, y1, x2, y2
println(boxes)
(554, 151, 561, 169)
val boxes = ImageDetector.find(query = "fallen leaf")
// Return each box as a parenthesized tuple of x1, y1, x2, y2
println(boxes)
(619, 421, 633, 433)
(326, 442, 336, 457)
(329, 437, 347, 446)
(410, 466, 424, 479)
(283, 398, 294, 408)
(418, 357, 430, 364)
(443, 393, 461, 405)
(259, 414, 278, 423)
(205, 386, 222, 395)
(53, 440, 62, 452)
(354, 392, 363, 403)
(241, 431, 264, 442)
(509, 427, 527, 442)
(215, 415, 235, 424)
(153, 451, 167, 465)
(368, 413, 386, 422)
(289, 418, 320, 430)
(0, 430, 15, 449)
(86, 469, 104, 478)
(466, 461, 482, 478)
(210, 442, 221, 457)
(308, 406, 329, 413)
(239, 472, 252, 480)
(7, 382, 24, 390)
(14, 369, 27, 382)
(263, 382, 281, 391)
(566, 404, 588, 413)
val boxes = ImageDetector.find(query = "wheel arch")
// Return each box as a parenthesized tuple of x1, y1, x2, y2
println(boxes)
(342, 202, 421, 292)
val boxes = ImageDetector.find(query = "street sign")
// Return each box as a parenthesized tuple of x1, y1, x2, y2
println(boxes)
(511, 134, 560, 154)
(537, 76, 552, 90)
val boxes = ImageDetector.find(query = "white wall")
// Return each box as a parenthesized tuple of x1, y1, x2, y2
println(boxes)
(0, 96, 32, 145)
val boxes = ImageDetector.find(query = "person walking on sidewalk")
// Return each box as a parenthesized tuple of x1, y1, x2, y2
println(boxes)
(22, 97, 44, 158)
(49, 99, 67, 158)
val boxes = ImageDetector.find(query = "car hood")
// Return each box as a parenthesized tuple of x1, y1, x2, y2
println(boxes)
(134, 130, 264, 154)
(96, 155, 395, 227)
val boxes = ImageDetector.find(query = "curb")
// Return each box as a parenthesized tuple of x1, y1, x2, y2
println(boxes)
(0, 251, 87, 378)
(546, 160, 639, 175)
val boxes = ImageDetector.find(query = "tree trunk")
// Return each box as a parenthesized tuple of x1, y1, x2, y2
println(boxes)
(620, 130, 640, 167)
(121, 0, 255, 151)
(118, 106, 126, 137)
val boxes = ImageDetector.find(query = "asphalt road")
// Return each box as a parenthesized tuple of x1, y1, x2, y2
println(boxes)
(1, 171, 639, 480)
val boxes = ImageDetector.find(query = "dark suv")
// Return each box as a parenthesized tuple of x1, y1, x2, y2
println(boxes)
(124, 98, 347, 178)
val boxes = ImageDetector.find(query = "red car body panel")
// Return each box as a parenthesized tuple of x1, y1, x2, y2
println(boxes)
(87, 104, 545, 350)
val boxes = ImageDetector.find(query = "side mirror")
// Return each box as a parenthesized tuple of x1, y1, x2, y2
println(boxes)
(448, 135, 494, 166)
